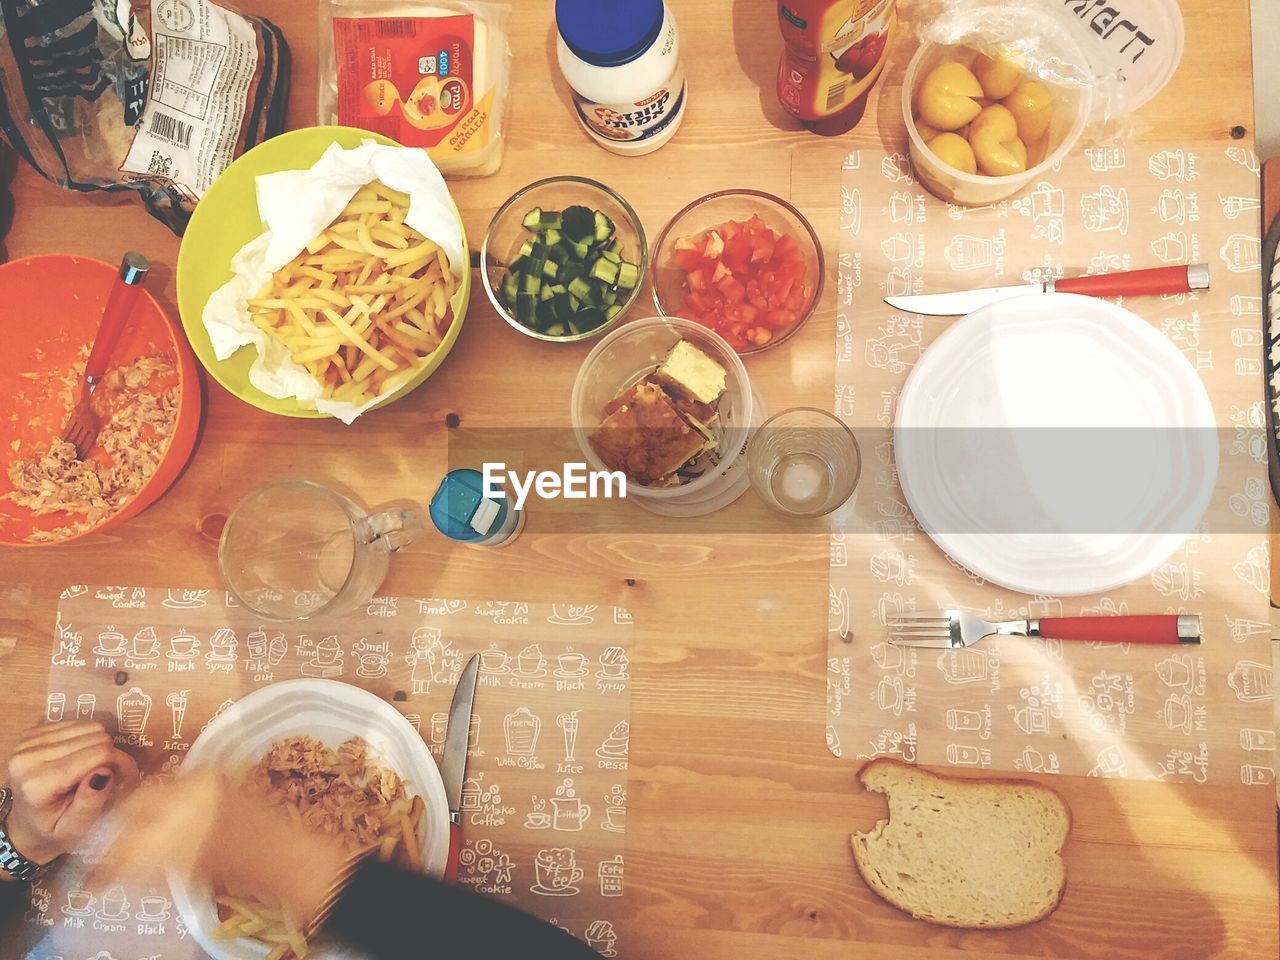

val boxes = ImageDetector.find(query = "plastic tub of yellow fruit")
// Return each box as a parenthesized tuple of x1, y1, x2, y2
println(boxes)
(902, 40, 1092, 206)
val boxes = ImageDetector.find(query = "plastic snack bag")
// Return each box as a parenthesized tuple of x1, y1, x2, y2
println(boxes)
(318, 0, 511, 177)
(0, 0, 289, 234)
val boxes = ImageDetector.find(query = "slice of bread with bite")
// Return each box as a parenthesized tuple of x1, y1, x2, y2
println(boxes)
(850, 758, 1070, 929)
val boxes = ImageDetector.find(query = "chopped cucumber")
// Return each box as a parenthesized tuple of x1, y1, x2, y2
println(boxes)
(593, 210, 615, 243)
(562, 205, 595, 243)
(499, 203, 643, 335)
(590, 257, 620, 286)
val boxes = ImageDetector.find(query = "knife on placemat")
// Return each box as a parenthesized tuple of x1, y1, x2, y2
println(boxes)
(441, 653, 479, 884)
(884, 263, 1210, 316)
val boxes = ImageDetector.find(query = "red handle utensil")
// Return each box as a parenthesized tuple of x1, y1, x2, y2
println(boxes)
(1055, 263, 1209, 300)
(1037, 614, 1200, 645)
(85, 252, 150, 384)
(445, 819, 462, 884)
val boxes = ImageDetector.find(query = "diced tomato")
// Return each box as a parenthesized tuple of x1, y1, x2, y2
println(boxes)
(667, 213, 812, 352)
(674, 247, 704, 272)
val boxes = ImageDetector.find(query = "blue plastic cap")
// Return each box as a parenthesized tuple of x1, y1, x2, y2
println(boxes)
(556, 0, 664, 68)
(429, 469, 509, 543)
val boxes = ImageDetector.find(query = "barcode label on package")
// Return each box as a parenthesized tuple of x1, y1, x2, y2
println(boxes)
(147, 111, 193, 148)
(121, 0, 259, 198)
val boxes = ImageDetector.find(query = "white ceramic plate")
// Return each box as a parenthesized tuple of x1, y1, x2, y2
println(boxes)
(170, 679, 449, 960)
(894, 293, 1218, 596)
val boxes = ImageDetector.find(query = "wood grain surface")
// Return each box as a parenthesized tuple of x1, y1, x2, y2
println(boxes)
(0, 1, 1275, 957)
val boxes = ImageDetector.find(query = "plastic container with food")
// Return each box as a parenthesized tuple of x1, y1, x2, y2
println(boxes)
(903, 41, 1092, 206)
(571, 316, 765, 517)
(651, 190, 823, 354)
(481, 177, 648, 343)
(0, 255, 201, 547)
(901, 0, 1184, 205)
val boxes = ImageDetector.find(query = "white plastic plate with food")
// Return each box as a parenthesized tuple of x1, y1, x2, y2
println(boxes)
(894, 292, 1218, 596)
(170, 679, 449, 960)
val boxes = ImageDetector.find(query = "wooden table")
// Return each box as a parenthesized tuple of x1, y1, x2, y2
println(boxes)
(1, 2, 1275, 957)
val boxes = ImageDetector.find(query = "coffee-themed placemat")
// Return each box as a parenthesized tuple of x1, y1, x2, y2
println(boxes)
(21, 587, 633, 959)
(828, 132, 1272, 784)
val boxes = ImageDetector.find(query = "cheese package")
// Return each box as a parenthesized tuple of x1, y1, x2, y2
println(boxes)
(319, 0, 511, 177)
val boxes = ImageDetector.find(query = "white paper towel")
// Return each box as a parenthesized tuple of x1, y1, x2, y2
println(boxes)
(203, 141, 467, 424)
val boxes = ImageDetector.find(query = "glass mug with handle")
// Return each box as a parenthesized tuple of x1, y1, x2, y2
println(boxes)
(219, 480, 423, 621)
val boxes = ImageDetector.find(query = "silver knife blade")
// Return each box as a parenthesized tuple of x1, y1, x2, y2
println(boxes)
(441, 654, 480, 818)
(885, 282, 1048, 316)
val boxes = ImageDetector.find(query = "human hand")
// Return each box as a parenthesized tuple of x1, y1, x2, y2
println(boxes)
(97, 776, 348, 921)
(5, 721, 140, 868)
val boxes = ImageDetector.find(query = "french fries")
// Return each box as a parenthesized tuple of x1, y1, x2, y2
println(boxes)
(213, 739, 430, 959)
(246, 179, 457, 408)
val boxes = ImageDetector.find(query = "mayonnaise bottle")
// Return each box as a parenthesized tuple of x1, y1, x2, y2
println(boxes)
(555, 0, 686, 156)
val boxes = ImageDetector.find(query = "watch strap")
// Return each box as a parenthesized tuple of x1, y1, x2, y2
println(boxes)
(0, 786, 48, 882)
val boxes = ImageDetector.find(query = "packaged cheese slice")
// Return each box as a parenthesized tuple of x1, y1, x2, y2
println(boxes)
(319, 0, 511, 177)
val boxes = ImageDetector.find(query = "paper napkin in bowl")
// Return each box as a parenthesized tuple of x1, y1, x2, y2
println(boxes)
(202, 140, 467, 424)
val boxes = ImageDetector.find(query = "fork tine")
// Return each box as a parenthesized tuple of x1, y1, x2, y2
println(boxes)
(885, 626, 952, 638)
(887, 634, 953, 647)
(886, 616, 951, 626)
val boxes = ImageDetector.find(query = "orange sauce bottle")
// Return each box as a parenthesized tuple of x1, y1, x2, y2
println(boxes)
(777, 0, 896, 136)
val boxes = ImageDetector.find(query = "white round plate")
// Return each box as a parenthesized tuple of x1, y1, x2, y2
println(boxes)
(894, 293, 1218, 596)
(170, 679, 449, 960)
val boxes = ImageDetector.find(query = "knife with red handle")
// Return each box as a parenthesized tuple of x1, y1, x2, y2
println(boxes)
(440, 654, 479, 884)
(884, 263, 1210, 315)
(1053, 264, 1209, 299)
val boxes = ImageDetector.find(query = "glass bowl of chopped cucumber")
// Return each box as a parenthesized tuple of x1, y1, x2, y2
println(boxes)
(481, 177, 648, 342)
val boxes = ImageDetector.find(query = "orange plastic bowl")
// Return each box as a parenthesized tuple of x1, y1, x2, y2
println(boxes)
(0, 255, 201, 547)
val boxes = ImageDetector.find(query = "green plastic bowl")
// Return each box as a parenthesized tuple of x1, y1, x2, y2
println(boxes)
(176, 126, 471, 419)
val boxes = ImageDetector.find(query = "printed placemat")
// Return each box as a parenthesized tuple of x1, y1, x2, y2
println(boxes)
(829, 117, 1271, 783)
(22, 587, 633, 959)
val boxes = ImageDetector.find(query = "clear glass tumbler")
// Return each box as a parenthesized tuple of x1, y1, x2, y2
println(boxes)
(218, 480, 423, 621)
(747, 408, 861, 518)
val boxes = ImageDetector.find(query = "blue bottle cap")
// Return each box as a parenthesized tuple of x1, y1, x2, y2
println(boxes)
(429, 469, 511, 544)
(555, 0, 664, 68)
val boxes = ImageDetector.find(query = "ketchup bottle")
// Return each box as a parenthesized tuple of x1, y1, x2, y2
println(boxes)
(777, 0, 896, 136)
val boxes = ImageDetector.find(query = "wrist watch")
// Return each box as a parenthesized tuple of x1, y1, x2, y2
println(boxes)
(0, 787, 50, 882)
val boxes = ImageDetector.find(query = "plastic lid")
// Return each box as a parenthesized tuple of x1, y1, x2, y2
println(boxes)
(555, 0, 664, 68)
(1055, 0, 1184, 111)
(429, 469, 511, 543)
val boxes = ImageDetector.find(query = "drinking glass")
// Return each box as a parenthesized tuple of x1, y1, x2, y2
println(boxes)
(219, 480, 423, 621)
(747, 408, 860, 518)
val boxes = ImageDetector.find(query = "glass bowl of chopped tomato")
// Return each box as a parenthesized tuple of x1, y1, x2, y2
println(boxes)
(651, 190, 824, 354)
